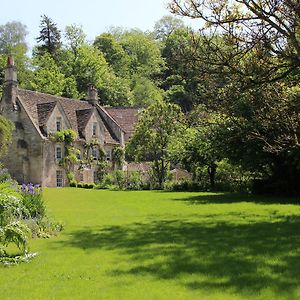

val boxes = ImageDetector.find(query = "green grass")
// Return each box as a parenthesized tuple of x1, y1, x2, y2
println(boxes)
(1, 189, 300, 299)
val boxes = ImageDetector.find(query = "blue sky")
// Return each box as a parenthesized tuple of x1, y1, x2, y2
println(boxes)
(1, 0, 199, 50)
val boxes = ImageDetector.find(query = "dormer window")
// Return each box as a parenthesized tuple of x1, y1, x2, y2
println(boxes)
(56, 117, 62, 131)
(92, 122, 97, 136)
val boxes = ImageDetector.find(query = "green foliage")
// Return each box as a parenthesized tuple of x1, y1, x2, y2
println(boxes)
(119, 29, 165, 78)
(20, 185, 45, 219)
(153, 15, 185, 40)
(0, 21, 28, 54)
(69, 180, 77, 188)
(0, 182, 30, 256)
(94, 33, 130, 77)
(29, 53, 66, 95)
(64, 24, 86, 56)
(36, 15, 61, 57)
(127, 100, 185, 188)
(0, 115, 14, 158)
(112, 146, 124, 170)
(51, 129, 79, 181)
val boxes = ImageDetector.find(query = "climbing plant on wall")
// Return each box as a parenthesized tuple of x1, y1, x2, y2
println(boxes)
(50, 129, 79, 183)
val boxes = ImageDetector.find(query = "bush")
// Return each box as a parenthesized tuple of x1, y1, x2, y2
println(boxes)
(83, 183, 94, 189)
(0, 182, 31, 256)
(69, 180, 77, 187)
(114, 170, 126, 189)
(20, 183, 45, 219)
(77, 182, 84, 188)
(164, 180, 203, 192)
(127, 172, 143, 190)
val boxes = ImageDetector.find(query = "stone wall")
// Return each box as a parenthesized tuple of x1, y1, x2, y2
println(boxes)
(0, 92, 44, 185)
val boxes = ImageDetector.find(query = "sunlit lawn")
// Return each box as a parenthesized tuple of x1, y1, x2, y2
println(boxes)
(1, 188, 300, 299)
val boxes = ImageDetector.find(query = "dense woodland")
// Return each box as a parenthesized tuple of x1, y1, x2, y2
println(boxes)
(0, 0, 299, 195)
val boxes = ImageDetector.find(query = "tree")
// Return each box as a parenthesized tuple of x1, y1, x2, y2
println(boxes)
(169, 0, 300, 84)
(0, 21, 31, 92)
(36, 15, 61, 57)
(94, 33, 130, 77)
(153, 15, 185, 40)
(29, 53, 66, 96)
(130, 76, 164, 107)
(170, 108, 223, 190)
(64, 24, 86, 58)
(0, 21, 28, 55)
(127, 100, 185, 188)
(119, 30, 165, 78)
(169, 0, 300, 195)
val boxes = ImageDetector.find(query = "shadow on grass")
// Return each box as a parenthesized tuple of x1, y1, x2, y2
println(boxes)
(56, 216, 300, 296)
(169, 192, 300, 205)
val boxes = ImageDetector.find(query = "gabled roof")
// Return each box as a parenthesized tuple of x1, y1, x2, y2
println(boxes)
(37, 101, 57, 125)
(17, 89, 120, 144)
(105, 107, 140, 134)
(76, 108, 93, 136)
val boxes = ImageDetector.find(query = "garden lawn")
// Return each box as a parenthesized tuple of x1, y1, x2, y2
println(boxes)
(1, 189, 300, 300)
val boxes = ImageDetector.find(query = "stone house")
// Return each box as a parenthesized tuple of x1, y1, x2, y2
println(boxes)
(0, 57, 140, 187)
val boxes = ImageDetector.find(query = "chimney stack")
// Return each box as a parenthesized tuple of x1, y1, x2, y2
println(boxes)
(87, 85, 99, 106)
(5, 56, 17, 83)
(3, 56, 18, 110)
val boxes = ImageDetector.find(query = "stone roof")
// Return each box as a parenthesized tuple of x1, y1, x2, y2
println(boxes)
(37, 101, 56, 125)
(17, 89, 122, 144)
(76, 108, 93, 136)
(105, 107, 140, 134)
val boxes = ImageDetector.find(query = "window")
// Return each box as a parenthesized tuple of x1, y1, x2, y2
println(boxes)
(92, 147, 98, 160)
(56, 145, 62, 160)
(56, 117, 62, 132)
(92, 122, 97, 136)
(56, 170, 63, 187)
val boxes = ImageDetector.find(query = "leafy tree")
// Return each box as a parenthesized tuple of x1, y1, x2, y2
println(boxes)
(29, 53, 66, 95)
(153, 15, 185, 40)
(94, 33, 130, 77)
(169, 0, 300, 84)
(170, 108, 223, 189)
(169, 0, 300, 195)
(119, 30, 165, 78)
(0, 21, 31, 92)
(36, 15, 61, 57)
(0, 21, 28, 54)
(131, 76, 164, 107)
(127, 100, 185, 188)
(64, 24, 86, 58)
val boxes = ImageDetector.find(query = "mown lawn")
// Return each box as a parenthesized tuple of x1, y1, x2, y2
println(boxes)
(1, 189, 300, 300)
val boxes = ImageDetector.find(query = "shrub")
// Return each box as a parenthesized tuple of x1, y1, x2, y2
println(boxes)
(114, 170, 126, 189)
(69, 180, 77, 187)
(20, 183, 45, 219)
(102, 173, 114, 187)
(127, 172, 143, 190)
(83, 183, 94, 189)
(0, 182, 31, 256)
(77, 182, 84, 188)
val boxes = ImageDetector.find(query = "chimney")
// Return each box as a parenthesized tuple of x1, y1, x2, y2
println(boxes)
(3, 56, 18, 109)
(86, 85, 99, 106)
